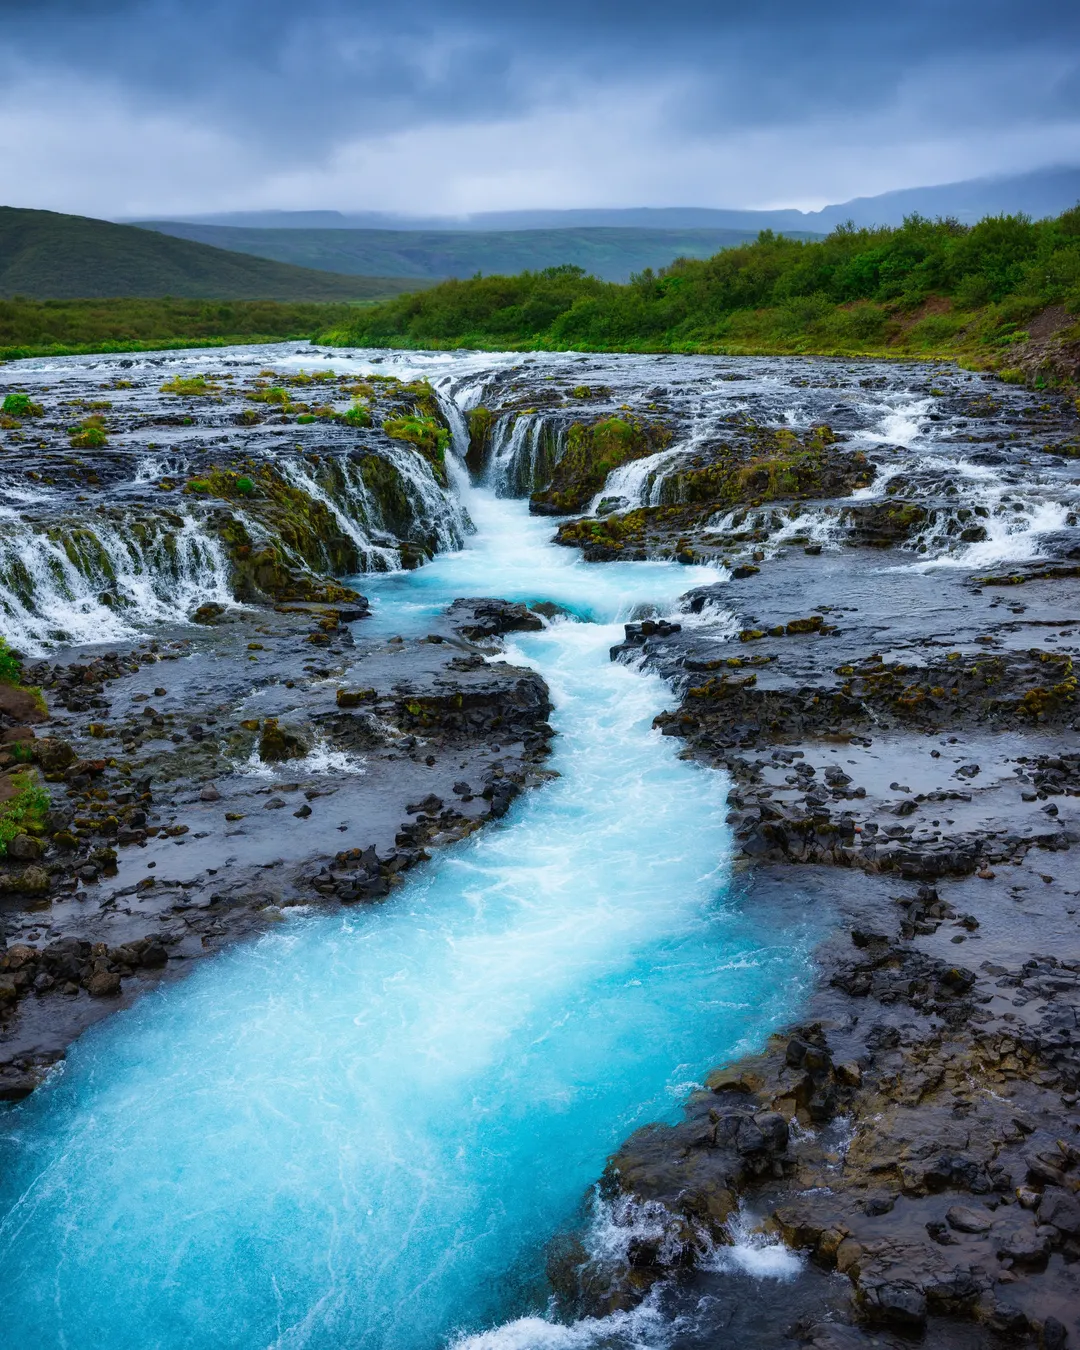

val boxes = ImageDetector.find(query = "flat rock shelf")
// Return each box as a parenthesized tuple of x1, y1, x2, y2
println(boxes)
(0, 342, 1078, 1350)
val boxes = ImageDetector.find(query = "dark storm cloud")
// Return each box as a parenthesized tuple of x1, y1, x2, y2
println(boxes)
(6, 0, 1078, 140)
(1, 0, 1078, 213)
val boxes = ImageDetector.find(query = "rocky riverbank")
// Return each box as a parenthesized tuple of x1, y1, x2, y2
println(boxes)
(512, 363, 1080, 1346)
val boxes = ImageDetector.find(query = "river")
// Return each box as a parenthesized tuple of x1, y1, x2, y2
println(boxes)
(0, 436, 815, 1348)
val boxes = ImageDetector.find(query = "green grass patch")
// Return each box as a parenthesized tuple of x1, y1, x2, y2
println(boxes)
(160, 373, 221, 396)
(0, 773, 51, 858)
(0, 297, 381, 363)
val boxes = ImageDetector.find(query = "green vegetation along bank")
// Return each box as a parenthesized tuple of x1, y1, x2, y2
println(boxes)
(0, 298, 379, 362)
(321, 209, 1080, 386)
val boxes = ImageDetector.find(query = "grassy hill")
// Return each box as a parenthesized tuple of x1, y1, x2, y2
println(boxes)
(134, 222, 820, 283)
(320, 210, 1080, 382)
(0, 207, 432, 301)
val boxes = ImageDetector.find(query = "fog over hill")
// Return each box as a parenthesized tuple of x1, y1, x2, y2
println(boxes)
(139, 166, 1080, 235)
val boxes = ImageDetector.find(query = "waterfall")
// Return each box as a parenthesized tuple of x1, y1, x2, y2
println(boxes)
(0, 441, 470, 652)
(0, 509, 235, 655)
(486, 414, 565, 496)
(272, 456, 404, 572)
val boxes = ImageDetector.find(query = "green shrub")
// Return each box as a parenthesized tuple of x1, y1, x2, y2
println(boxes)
(160, 373, 220, 396)
(321, 208, 1080, 360)
(236, 476, 255, 495)
(0, 637, 22, 685)
(246, 386, 290, 405)
(2, 392, 43, 416)
(344, 403, 372, 427)
(0, 774, 51, 858)
(70, 415, 107, 447)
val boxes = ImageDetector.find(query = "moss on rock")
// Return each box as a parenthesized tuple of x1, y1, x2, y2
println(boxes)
(530, 415, 672, 514)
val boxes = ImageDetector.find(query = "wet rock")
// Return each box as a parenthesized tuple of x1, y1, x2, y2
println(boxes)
(1040, 1188, 1080, 1235)
(1042, 1316, 1069, 1350)
(86, 970, 122, 997)
(257, 718, 310, 763)
(6, 834, 43, 861)
(0, 684, 48, 724)
(448, 598, 545, 641)
(946, 1204, 993, 1234)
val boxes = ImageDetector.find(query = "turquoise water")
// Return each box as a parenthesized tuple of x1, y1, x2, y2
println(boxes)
(0, 481, 815, 1349)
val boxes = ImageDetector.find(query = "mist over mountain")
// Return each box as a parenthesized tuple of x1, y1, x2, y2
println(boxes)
(130, 223, 819, 284)
(139, 166, 1080, 235)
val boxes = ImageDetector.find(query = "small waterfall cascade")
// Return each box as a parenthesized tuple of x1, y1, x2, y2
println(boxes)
(1, 448, 469, 653)
(486, 413, 566, 496)
(591, 421, 714, 514)
(0, 506, 236, 654)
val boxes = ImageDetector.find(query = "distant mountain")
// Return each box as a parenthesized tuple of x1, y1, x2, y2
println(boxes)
(810, 166, 1080, 229)
(143, 165, 1080, 234)
(0, 207, 432, 300)
(132, 224, 820, 284)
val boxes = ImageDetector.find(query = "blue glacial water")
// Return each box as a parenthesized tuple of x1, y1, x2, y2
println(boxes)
(0, 473, 816, 1349)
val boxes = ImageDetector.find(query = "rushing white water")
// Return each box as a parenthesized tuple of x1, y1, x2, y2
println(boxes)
(0, 472, 814, 1349)
(486, 414, 562, 497)
(0, 508, 237, 653)
(273, 454, 403, 571)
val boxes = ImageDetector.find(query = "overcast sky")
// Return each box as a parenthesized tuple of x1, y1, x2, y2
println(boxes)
(2, 0, 1079, 217)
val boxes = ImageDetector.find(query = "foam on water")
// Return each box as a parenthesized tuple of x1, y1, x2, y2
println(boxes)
(0, 482, 813, 1350)
(233, 736, 368, 779)
(0, 509, 237, 654)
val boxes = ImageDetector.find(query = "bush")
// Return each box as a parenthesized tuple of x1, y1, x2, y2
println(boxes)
(70, 415, 107, 448)
(0, 774, 51, 858)
(0, 637, 22, 685)
(246, 386, 290, 405)
(322, 207, 1080, 357)
(2, 392, 43, 416)
(344, 403, 372, 427)
(160, 374, 220, 396)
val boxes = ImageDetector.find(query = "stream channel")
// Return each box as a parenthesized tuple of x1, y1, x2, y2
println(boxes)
(0, 422, 817, 1346)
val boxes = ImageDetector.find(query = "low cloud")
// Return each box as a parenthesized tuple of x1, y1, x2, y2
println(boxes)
(2, 0, 1078, 214)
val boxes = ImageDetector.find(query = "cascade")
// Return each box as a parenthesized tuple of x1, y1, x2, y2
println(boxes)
(0, 507, 235, 653)
(486, 414, 565, 497)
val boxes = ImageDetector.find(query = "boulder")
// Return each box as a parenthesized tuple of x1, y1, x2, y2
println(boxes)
(257, 718, 310, 763)
(1039, 1187, 1080, 1235)
(0, 683, 47, 724)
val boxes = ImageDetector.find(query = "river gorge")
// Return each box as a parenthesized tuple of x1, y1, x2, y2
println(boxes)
(0, 344, 1078, 1349)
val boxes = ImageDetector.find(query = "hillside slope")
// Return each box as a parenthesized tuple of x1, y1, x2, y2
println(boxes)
(133, 223, 820, 283)
(0, 207, 430, 300)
